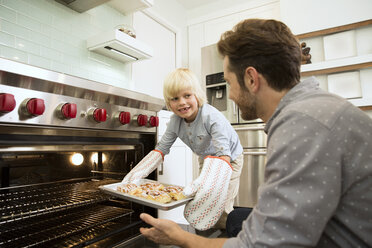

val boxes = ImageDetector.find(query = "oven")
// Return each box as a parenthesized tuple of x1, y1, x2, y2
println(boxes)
(0, 58, 164, 247)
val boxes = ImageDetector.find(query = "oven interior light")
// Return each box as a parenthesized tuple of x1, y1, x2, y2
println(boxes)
(91, 153, 106, 164)
(70, 153, 84, 166)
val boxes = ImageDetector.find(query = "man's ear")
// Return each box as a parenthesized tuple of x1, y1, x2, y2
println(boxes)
(244, 67, 259, 93)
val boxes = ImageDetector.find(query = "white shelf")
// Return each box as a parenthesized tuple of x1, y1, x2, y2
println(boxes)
(87, 29, 153, 63)
(349, 97, 372, 108)
(108, 0, 154, 15)
(301, 54, 372, 73)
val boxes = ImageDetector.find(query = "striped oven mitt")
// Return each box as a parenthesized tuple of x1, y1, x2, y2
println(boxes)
(183, 156, 232, 230)
(122, 150, 164, 184)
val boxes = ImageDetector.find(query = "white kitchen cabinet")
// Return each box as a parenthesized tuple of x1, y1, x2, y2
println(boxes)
(132, 11, 176, 99)
(203, 15, 241, 46)
(202, 1, 280, 47)
(188, 24, 205, 86)
(157, 110, 193, 224)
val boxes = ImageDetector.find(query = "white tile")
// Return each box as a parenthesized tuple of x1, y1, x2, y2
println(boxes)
(0, 44, 27, 62)
(52, 29, 85, 51)
(0, 5, 16, 22)
(15, 37, 40, 55)
(51, 60, 70, 74)
(70, 66, 90, 79)
(1, 19, 29, 39)
(327, 71, 362, 99)
(40, 46, 62, 62)
(62, 53, 80, 67)
(0, 31, 14, 46)
(40, 23, 52, 37)
(3, 0, 52, 24)
(28, 54, 51, 69)
(52, 16, 72, 34)
(17, 13, 42, 33)
(88, 51, 108, 64)
(323, 30, 357, 60)
(51, 39, 80, 57)
(28, 30, 51, 47)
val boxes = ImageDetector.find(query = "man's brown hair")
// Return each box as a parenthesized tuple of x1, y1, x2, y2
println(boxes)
(217, 19, 301, 91)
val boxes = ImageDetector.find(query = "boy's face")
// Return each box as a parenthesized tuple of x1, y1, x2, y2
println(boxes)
(169, 88, 199, 123)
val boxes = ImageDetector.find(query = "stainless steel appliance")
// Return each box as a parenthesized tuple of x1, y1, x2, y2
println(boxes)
(234, 124, 267, 208)
(0, 58, 164, 247)
(201, 43, 263, 124)
(201, 44, 267, 208)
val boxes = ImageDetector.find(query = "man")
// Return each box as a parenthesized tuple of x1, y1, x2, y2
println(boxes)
(139, 19, 372, 247)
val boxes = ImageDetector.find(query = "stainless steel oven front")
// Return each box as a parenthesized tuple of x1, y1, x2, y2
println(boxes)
(0, 58, 164, 247)
(233, 124, 267, 208)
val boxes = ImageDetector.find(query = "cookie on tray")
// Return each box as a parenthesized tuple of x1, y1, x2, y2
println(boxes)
(117, 183, 138, 194)
(146, 189, 172, 204)
(139, 182, 164, 191)
(163, 185, 186, 201)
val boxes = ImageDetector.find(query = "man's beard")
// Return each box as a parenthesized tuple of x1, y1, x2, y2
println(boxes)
(238, 89, 258, 121)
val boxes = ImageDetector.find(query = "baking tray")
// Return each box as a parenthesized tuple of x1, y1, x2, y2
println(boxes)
(99, 179, 193, 210)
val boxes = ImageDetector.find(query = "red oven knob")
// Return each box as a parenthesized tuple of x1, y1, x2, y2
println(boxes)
(0, 93, 16, 112)
(61, 103, 77, 119)
(93, 108, 107, 122)
(149, 116, 159, 127)
(118, 111, 131, 125)
(26, 98, 45, 116)
(137, 114, 148, 126)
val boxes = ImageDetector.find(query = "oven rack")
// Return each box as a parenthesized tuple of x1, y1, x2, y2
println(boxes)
(0, 179, 118, 222)
(0, 203, 134, 248)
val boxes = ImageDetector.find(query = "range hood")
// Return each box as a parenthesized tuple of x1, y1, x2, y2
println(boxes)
(87, 29, 153, 63)
(55, 0, 154, 14)
(55, 0, 111, 12)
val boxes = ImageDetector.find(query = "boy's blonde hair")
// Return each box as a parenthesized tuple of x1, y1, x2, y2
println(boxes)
(163, 68, 207, 110)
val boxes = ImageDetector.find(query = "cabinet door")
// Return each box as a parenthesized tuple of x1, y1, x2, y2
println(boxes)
(157, 110, 193, 224)
(188, 24, 205, 86)
(132, 12, 176, 99)
(203, 15, 241, 46)
(157, 144, 192, 224)
(157, 110, 193, 186)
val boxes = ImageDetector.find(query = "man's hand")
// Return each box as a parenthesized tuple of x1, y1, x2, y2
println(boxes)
(139, 213, 187, 246)
(139, 213, 228, 248)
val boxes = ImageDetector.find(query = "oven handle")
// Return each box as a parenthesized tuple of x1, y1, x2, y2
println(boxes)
(243, 150, 267, 155)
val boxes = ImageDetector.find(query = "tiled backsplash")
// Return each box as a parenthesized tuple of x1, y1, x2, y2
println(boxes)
(0, 0, 135, 90)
